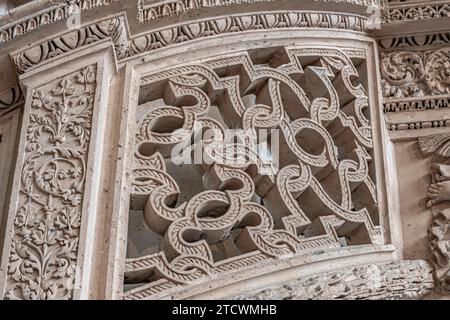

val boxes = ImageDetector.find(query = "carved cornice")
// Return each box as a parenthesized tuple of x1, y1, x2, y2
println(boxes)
(384, 96, 450, 130)
(125, 11, 368, 58)
(0, 0, 119, 45)
(378, 32, 450, 52)
(387, 118, 450, 131)
(0, 0, 381, 47)
(384, 95, 450, 113)
(12, 11, 368, 74)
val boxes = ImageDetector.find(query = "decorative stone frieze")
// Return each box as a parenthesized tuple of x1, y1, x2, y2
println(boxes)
(418, 133, 450, 291)
(378, 32, 450, 51)
(0, 42, 116, 300)
(137, 0, 381, 23)
(12, 16, 127, 74)
(378, 14, 450, 135)
(0, 86, 23, 111)
(126, 11, 368, 58)
(122, 43, 387, 299)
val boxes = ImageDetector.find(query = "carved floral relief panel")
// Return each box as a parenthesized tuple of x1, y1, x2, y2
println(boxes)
(123, 45, 384, 299)
(3, 65, 97, 300)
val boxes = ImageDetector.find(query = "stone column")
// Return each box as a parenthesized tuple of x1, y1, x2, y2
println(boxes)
(0, 42, 116, 300)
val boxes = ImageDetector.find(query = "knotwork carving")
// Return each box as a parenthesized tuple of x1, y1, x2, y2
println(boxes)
(381, 48, 450, 99)
(123, 46, 383, 299)
(419, 133, 450, 292)
(4, 65, 97, 300)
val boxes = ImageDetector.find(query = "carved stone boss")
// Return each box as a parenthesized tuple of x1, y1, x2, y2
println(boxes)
(0, 43, 116, 300)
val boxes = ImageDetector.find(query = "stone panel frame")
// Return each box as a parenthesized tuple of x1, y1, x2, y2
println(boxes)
(104, 30, 400, 300)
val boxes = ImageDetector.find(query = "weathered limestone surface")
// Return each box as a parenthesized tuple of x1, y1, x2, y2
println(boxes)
(0, 0, 448, 300)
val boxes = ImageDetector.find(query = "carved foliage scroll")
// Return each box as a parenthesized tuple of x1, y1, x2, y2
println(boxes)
(418, 133, 450, 291)
(384, 2, 450, 23)
(123, 46, 383, 299)
(12, 11, 368, 75)
(4, 66, 97, 300)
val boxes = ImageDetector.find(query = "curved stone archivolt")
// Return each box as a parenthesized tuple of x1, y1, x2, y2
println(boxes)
(124, 45, 382, 299)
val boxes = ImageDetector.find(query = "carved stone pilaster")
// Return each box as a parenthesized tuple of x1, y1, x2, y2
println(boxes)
(0, 42, 116, 300)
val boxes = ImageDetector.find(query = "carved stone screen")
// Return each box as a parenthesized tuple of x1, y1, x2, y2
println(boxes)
(123, 45, 384, 299)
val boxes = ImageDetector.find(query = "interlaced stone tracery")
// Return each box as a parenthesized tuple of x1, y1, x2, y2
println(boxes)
(123, 46, 382, 299)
